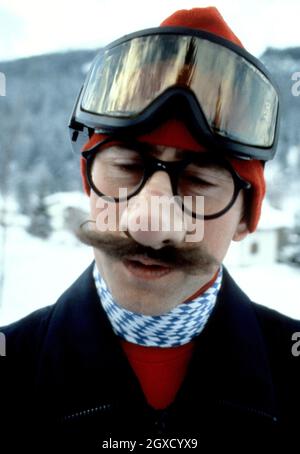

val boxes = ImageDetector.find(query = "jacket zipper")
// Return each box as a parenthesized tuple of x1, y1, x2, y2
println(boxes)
(60, 400, 278, 427)
(60, 403, 112, 423)
(219, 399, 278, 423)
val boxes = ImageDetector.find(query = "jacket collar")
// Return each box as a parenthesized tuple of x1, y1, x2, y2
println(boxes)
(39, 262, 278, 422)
(176, 267, 279, 421)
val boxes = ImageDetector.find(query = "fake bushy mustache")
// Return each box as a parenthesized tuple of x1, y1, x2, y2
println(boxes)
(75, 220, 220, 276)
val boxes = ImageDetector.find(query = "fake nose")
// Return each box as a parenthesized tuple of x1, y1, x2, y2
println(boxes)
(119, 171, 187, 250)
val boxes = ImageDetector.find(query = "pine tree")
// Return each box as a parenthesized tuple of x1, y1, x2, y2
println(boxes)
(27, 192, 52, 239)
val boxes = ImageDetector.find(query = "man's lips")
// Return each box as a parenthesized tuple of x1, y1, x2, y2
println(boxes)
(124, 254, 173, 268)
(122, 255, 174, 280)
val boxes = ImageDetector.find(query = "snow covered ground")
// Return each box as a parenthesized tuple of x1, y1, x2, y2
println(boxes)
(227, 263, 300, 319)
(0, 225, 299, 326)
(0, 226, 93, 325)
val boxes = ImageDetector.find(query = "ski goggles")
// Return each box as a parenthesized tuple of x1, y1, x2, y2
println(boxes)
(69, 27, 280, 161)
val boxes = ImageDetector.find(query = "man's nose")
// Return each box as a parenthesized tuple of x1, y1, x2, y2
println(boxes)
(119, 171, 187, 250)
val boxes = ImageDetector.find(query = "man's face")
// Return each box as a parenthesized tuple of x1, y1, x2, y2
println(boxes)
(83, 145, 249, 315)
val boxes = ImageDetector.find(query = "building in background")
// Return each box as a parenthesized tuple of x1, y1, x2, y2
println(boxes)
(225, 200, 294, 267)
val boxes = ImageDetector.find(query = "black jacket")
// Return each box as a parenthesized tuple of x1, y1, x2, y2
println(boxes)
(1, 262, 300, 451)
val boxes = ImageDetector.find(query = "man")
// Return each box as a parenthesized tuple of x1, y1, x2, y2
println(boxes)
(1, 6, 299, 451)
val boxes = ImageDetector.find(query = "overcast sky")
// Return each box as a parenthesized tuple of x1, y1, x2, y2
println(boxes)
(0, 0, 300, 61)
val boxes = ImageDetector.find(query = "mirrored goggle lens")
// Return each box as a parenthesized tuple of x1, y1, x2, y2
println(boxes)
(89, 145, 235, 217)
(82, 34, 278, 148)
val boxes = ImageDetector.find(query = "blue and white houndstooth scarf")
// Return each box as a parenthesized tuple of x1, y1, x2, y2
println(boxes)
(93, 262, 222, 347)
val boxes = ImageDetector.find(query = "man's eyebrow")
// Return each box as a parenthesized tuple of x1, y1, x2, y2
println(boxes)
(148, 146, 198, 159)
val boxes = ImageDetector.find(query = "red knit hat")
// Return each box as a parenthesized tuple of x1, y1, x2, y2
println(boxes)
(81, 7, 266, 232)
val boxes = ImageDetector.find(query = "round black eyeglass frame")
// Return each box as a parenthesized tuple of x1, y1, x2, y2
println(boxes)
(81, 138, 251, 220)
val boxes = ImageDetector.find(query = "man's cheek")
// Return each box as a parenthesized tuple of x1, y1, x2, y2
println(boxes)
(203, 221, 231, 260)
(89, 192, 99, 219)
(91, 196, 127, 232)
(185, 222, 204, 243)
